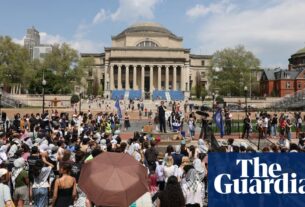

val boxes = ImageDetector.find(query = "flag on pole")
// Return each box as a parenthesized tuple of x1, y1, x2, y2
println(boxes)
(115, 99, 122, 119)
(214, 108, 224, 137)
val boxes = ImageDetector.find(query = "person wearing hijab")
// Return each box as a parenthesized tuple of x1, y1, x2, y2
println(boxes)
(181, 168, 205, 207)
(193, 158, 206, 182)
(12, 158, 29, 207)
(195, 139, 208, 158)
(132, 143, 143, 163)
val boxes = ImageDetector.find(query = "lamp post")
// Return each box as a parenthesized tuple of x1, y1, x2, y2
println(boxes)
(244, 86, 248, 116)
(212, 92, 215, 117)
(79, 93, 82, 113)
(42, 78, 46, 114)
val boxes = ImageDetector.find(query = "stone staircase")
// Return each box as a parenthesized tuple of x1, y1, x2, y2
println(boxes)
(124, 91, 129, 100)
(165, 91, 171, 101)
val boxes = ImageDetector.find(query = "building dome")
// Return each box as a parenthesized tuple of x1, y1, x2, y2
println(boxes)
(112, 22, 182, 40)
(292, 47, 305, 57)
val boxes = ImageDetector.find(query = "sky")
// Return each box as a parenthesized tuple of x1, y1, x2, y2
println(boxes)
(1, 0, 305, 68)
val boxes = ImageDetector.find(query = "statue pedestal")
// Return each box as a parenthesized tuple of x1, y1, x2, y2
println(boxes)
(142, 130, 191, 153)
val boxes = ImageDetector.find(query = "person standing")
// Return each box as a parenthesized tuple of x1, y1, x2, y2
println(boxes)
(144, 141, 159, 172)
(242, 114, 251, 139)
(124, 112, 131, 131)
(188, 113, 196, 140)
(156, 176, 185, 207)
(52, 163, 76, 207)
(296, 113, 302, 139)
(0, 168, 14, 207)
(12, 158, 29, 207)
(32, 160, 54, 207)
(199, 114, 209, 140)
(286, 119, 292, 141)
(224, 109, 232, 135)
(158, 101, 167, 133)
(271, 114, 278, 138)
(181, 168, 205, 207)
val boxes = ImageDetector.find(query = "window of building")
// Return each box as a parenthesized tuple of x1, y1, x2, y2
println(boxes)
(88, 68, 93, 77)
(201, 72, 206, 77)
(201, 60, 205, 66)
(136, 41, 158, 48)
(286, 82, 290, 89)
(298, 82, 301, 89)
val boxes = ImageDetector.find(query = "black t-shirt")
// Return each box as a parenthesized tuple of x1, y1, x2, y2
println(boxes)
(271, 117, 278, 125)
(181, 149, 189, 157)
(158, 106, 166, 119)
(145, 147, 158, 163)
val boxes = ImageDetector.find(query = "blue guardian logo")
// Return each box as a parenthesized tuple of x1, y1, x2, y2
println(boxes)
(209, 153, 305, 207)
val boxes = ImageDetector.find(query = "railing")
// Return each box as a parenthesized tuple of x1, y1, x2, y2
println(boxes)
(1, 95, 21, 108)
(270, 88, 305, 109)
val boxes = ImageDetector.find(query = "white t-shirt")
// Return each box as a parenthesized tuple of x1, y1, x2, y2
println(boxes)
(263, 117, 269, 128)
(0, 183, 11, 207)
(32, 166, 52, 188)
(164, 165, 177, 182)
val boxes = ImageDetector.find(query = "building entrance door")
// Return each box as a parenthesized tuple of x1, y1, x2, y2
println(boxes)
(144, 77, 150, 92)
(144, 76, 150, 99)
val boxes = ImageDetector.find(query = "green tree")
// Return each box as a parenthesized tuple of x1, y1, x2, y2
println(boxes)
(41, 43, 79, 93)
(209, 45, 260, 96)
(0, 36, 31, 93)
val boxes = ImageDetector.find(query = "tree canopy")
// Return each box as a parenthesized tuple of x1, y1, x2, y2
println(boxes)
(209, 45, 260, 96)
(0, 36, 94, 95)
(0, 36, 31, 92)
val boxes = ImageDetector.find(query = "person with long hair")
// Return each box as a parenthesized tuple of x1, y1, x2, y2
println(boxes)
(163, 156, 178, 183)
(52, 163, 76, 207)
(157, 176, 185, 207)
(163, 145, 174, 165)
(32, 159, 54, 207)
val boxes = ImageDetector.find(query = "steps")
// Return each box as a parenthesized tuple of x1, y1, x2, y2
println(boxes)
(124, 91, 129, 100)
(165, 92, 171, 101)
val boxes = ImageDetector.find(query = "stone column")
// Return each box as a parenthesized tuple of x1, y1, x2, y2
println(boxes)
(126, 66, 129, 90)
(173, 66, 177, 90)
(158, 66, 161, 90)
(118, 65, 122, 90)
(109, 65, 114, 90)
(141, 65, 145, 91)
(181, 66, 184, 91)
(133, 66, 137, 90)
(165, 66, 169, 90)
(150, 66, 154, 92)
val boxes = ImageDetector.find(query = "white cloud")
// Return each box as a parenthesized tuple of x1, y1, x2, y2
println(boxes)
(186, 5, 210, 18)
(93, 9, 108, 24)
(13, 32, 104, 53)
(186, 1, 235, 18)
(12, 36, 25, 46)
(40, 32, 65, 45)
(111, 0, 160, 21)
(195, 0, 305, 68)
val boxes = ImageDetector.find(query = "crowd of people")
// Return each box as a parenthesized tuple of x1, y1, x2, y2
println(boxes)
(0, 108, 209, 207)
(0, 99, 303, 207)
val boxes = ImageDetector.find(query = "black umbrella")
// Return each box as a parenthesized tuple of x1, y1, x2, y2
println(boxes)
(196, 111, 210, 117)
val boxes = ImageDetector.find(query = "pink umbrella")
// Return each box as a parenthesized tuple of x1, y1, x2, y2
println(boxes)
(79, 152, 149, 207)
